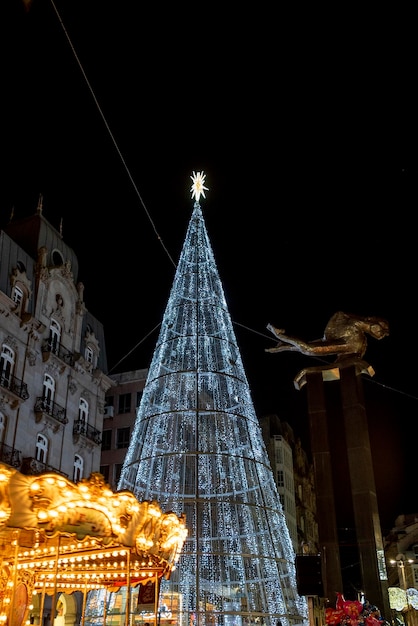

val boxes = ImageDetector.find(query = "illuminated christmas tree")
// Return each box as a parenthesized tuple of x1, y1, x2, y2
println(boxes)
(118, 173, 308, 626)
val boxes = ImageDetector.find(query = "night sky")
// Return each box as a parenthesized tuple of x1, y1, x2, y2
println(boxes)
(2, 0, 416, 533)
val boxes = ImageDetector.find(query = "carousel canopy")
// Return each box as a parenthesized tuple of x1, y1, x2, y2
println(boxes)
(0, 463, 187, 594)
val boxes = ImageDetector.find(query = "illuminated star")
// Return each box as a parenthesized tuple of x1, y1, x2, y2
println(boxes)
(190, 171, 209, 202)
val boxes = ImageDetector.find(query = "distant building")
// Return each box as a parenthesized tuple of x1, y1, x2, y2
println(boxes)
(259, 414, 319, 555)
(385, 514, 418, 590)
(100, 368, 148, 489)
(384, 514, 418, 626)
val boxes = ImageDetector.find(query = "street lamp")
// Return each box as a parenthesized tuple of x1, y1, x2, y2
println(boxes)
(390, 555, 413, 591)
(388, 555, 418, 626)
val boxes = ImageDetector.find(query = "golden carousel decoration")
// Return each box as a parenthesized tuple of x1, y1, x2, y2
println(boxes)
(0, 463, 187, 626)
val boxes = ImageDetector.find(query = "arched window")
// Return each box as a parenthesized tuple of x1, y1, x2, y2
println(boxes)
(85, 345, 94, 365)
(42, 374, 55, 412)
(11, 261, 30, 317)
(74, 455, 83, 482)
(36, 434, 48, 463)
(52, 249, 64, 266)
(12, 285, 24, 315)
(49, 319, 61, 354)
(0, 345, 15, 389)
(79, 397, 89, 423)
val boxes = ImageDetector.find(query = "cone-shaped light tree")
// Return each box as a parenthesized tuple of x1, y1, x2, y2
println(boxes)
(118, 173, 308, 626)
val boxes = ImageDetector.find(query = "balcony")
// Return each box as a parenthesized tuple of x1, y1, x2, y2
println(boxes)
(34, 396, 68, 432)
(0, 442, 21, 468)
(41, 338, 75, 366)
(0, 373, 29, 408)
(73, 419, 102, 446)
(20, 457, 68, 478)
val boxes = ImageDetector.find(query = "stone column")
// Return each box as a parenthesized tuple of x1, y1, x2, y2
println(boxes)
(306, 371, 343, 603)
(339, 365, 390, 619)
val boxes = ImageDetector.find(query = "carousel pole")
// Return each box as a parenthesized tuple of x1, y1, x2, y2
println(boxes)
(39, 584, 46, 626)
(154, 573, 158, 626)
(103, 587, 108, 626)
(50, 535, 61, 626)
(8, 530, 20, 626)
(125, 549, 131, 626)
(81, 584, 87, 626)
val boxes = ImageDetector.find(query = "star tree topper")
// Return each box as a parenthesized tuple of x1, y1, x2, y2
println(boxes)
(190, 171, 209, 202)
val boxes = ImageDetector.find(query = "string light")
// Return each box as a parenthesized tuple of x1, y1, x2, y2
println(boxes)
(0, 465, 187, 625)
(116, 185, 308, 626)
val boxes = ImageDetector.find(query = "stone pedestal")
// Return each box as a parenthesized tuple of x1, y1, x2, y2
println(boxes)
(301, 362, 390, 618)
(306, 371, 343, 601)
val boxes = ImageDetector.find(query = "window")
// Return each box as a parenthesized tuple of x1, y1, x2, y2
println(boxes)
(0, 345, 15, 388)
(118, 393, 131, 414)
(100, 465, 110, 482)
(49, 319, 61, 354)
(136, 391, 143, 407)
(36, 434, 48, 463)
(74, 455, 84, 482)
(101, 430, 112, 451)
(83, 325, 99, 368)
(275, 446, 283, 464)
(11, 264, 29, 316)
(79, 397, 89, 422)
(42, 374, 55, 412)
(52, 249, 65, 266)
(85, 346, 94, 364)
(12, 285, 24, 313)
(104, 396, 114, 416)
(116, 427, 130, 449)
(115, 463, 123, 486)
(105, 395, 114, 408)
(11, 281, 28, 317)
(277, 469, 284, 487)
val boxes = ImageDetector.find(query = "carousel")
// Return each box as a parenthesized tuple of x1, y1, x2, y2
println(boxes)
(0, 463, 187, 626)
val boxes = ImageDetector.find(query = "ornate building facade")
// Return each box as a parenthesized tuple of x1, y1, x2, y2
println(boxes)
(0, 198, 113, 480)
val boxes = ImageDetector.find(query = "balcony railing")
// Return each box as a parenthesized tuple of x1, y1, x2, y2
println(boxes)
(0, 373, 29, 400)
(20, 457, 68, 478)
(34, 397, 68, 425)
(41, 338, 75, 366)
(73, 419, 102, 445)
(0, 442, 21, 468)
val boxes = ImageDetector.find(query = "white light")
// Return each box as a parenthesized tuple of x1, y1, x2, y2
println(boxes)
(190, 171, 209, 202)
(111, 191, 308, 626)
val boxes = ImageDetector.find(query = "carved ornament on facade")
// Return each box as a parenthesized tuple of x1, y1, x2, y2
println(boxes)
(45, 360, 65, 378)
(75, 299, 86, 315)
(73, 434, 96, 452)
(25, 349, 37, 366)
(20, 317, 46, 341)
(68, 379, 77, 395)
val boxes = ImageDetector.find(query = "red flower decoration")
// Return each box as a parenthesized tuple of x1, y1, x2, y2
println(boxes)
(342, 600, 363, 618)
(336, 593, 345, 611)
(326, 608, 345, 624)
